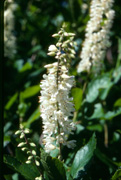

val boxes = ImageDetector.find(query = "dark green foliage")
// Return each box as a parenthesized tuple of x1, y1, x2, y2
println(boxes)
(4, 155, 40, 180)
(112, 169, 121, 180)
(70, 133, 96, 179)
(3, 0, 121, 179)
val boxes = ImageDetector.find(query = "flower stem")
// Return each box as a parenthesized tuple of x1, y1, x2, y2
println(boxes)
(21, 129, 43, 177)
(56, 57, 63, 160)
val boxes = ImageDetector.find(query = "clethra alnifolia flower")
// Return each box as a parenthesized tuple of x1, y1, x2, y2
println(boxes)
(77, 0, 115, 73)
(39, 25, 76, 154)
(4, 0, 17, 58)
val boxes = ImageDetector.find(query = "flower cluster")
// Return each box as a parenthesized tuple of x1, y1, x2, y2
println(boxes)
(77, 0, 115, 73)
(39, 26, 76, 153)
(15, 124, 40, 166)
(4, 0, 17, 58)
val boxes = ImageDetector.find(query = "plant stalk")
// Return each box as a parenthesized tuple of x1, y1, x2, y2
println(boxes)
(22, 129, 43, 178)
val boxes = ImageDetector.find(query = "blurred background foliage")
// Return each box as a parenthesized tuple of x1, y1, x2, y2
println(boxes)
(4, 0, 121, 179)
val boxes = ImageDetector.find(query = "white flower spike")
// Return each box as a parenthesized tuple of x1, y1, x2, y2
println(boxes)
(40, 26, 76, 154)
(77, 0, 115, 73)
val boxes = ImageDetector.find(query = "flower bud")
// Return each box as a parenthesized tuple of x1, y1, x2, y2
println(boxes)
(68, 33, 75, 36)
(28, 156, 33, 160)
(21, 147, 27, 151)
(24, 129, 30, 134)
(26, 160, 31, 164)
(56, 42, 62, 47)
(32, 150, 36, 155)
(30, 143, 36, 147)
(48, 45, 58, 52)
(47, 52, 56, 56)
(18, 142, 26, 147)
(15, 130, 21, 135)
(20, 133, 24, 139)
(35, 160, 40, 166)
(52, 33, 59, 37)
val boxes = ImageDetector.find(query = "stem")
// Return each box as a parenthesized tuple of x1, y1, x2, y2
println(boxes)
(21, 129, 43, 177)
(104, 123, 108, 148)
(56, 37, 64, 160)
(56, 57, 62, 160)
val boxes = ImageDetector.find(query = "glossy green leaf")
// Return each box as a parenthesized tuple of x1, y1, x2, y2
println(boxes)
(40, 149, 54, 180)
(40, 149, 66, 180)
(20, 85, 40, 100)
(88, 104, 121, 121)
(46, 156, 66, 180)
(113, 66, 121, 84)
(4, 155, 40, 180)
(86, 74, 112, 102)
(70, 133, 96, 179)
(104, 107, 121, 120)
(88, 103, 104, 120)
(72, 88, 83, 110)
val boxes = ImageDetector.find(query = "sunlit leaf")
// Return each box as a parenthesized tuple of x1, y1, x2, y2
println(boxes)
(70, 133, 96, 179)
(5, 93, 18, 110)
(20, 62, 32, 73)
(20, 85, 40, 100)
(86, 74, 113, 102)
(72, 88, 83, 111)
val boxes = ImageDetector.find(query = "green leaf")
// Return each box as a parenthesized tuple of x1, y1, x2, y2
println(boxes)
(20, 62, 32, 72)
(104, 107, 121, 120)
(88, 103, 104, 120)
(29, 68, 45, 78)
(114, 98, 121, 107)
(72, 88, 83, 111)
(64, 164, 73, 180)
(112, 169, 121, 180)
(86, 74, 113, 102)
(15, 148, 27, 163)
(4, 155, 40, 180)
(88, 104, 121, 121)
(87, 124, 103, 132)
(40, 149, 53, 180)
(113, 66, 121, 84)
(5, 93, 18, 110)
(40, 149, 66, 180)
(23, 108, 40, 128)
(20, 85, 40, 100)
(70, 133, 96, 179)
(31, 45, 41, 53)
(46, 156, 66, 180)
(4, 122, 12, 133)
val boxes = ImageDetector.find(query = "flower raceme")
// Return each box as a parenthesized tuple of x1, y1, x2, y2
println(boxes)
(4, 0, 17, 58)
(77, 0, 115, 73)
(39, 26, 76, 153)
